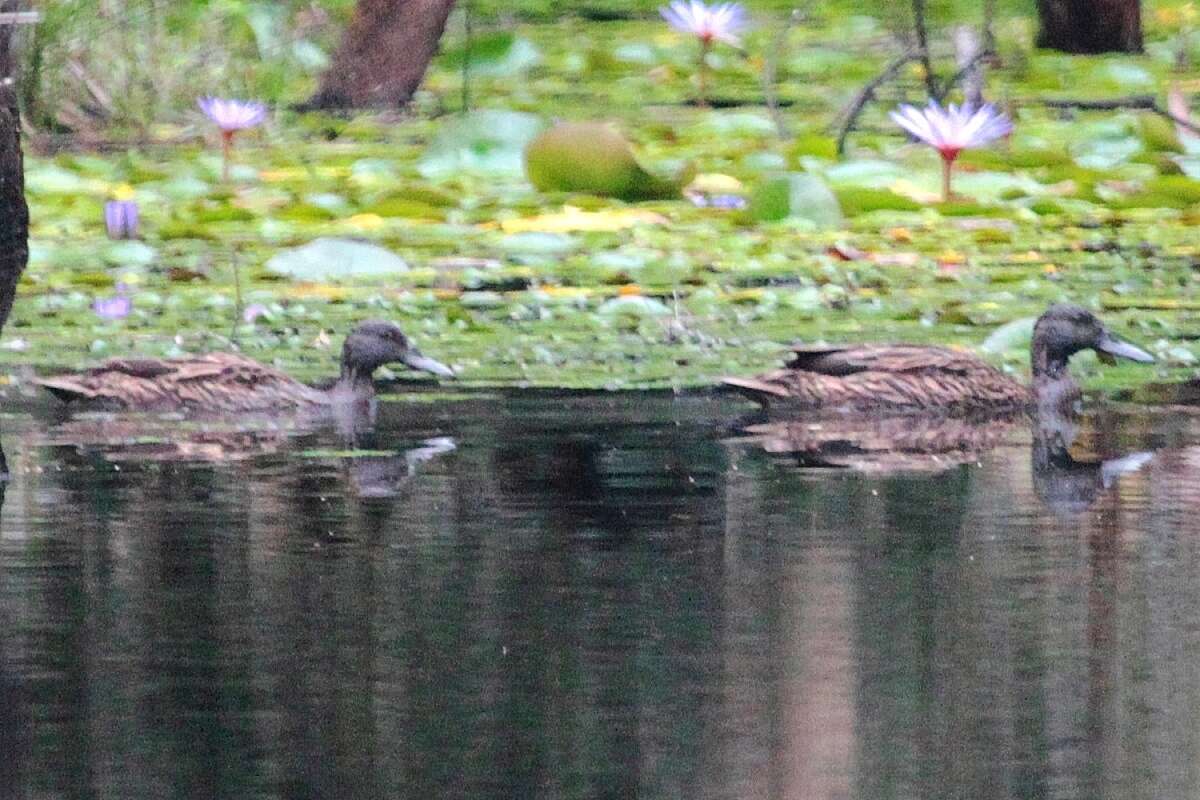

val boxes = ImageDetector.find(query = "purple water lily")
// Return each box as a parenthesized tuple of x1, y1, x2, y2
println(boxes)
(242, 303, 269, 324)
(93, 283, 132, 322)
(103, 200, 139, 240)
(890, 101, 1013, 201)
(198, 97, 267, 180)
(660, 1, 747, 107)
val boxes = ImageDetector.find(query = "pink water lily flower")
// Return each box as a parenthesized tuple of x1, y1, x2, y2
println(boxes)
(660, 0, 747, 107)
(197, 97, 267, 132)
(890, 101, 1013, 201)
(103, 200, 139, 240)
(198, 97, 267, 180)
(660, 0, 747, 46)
(93, 283, 132, 322)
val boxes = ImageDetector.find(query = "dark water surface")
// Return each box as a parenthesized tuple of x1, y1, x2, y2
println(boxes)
(3, 393, 1200, 800)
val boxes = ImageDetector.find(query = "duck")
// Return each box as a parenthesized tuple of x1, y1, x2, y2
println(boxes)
(34, 320, 455, 413)
(721, 304, 1154, 414)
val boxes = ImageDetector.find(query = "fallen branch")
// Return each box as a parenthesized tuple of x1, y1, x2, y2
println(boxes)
(835, 48, 920, 155)
(1039, 94, 1200, 137)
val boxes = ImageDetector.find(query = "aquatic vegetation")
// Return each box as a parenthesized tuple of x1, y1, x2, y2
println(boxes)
(890, 102, 1013, 202)
(6, 11, 1200, 397)
(197, 97, 267, 181)
(659, 0, 747, 106)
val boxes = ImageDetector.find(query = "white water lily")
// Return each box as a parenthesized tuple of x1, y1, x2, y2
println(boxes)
(890, 101, 1013, 200)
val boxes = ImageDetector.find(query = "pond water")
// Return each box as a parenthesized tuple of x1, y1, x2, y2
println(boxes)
(2, 392, 1200, 800)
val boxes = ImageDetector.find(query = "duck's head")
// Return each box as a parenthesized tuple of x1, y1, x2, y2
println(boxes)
(341, 320, 455, 381)
(1031, 304, 1154, 377)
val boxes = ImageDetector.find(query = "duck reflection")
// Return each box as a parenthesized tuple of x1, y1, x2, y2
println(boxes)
(1031, 407, 1153, 514)
(727, 403, 1153, 513)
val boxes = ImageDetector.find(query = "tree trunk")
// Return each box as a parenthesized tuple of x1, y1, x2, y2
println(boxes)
(0, 12, 28, 333)
(1036, 0, 1142, 54)
(304, 0, 458, 110)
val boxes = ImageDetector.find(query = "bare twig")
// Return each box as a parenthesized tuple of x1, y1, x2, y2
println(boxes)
(762, 7, 807, 139)
(982, 0, 996, 53)
(911, 0, 939, 101)
(940, 47, 995, 98)
(1039, 94, 1200, 136)
(835, 48, 920, 155)
(461, 0, 472, 113)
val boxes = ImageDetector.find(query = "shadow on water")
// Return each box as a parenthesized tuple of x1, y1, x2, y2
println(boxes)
(2, 392, 1200, 799)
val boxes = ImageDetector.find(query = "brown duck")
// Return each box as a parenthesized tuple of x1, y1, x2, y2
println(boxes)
(35, 320, 455, 412)
(722, 304, 1154, 413)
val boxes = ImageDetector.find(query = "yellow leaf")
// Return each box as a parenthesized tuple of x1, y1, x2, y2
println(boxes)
(500, 206, 668, 233)
(342, 213, 385, 231)
(888, 227, 913, 243)
(285, 284, 350, 301)
(687, 173, 744, 193)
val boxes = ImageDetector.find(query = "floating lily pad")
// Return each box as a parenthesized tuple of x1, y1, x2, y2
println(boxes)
(524, 122, 691, 201)
(418, 110, 545, 180)
(265, 238, 409, 280)
(748, 173, 843, 226)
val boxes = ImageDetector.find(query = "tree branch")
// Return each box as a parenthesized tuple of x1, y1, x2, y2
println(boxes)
(1039, 94, 1200, 136)
(911, 0, 939, 101)
(835, 48, 920, 155)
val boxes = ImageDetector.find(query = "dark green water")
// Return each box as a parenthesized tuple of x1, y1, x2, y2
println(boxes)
(2, 393, 1199, 800)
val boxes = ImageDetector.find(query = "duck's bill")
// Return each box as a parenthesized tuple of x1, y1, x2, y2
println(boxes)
(400, 351, 457, 378)
(1096, 334, 1155, 364)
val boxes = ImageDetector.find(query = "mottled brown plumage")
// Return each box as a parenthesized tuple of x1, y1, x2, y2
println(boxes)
(722, 304, 1155, 414)
(732, 411, 1023, 472)
(35, 320, 454, 412)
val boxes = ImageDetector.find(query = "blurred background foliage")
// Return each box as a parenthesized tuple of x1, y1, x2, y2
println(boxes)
(11, 0, 1079, 131)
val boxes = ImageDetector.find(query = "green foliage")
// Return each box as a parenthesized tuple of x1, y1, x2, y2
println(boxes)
(5, 1, 1200, 394)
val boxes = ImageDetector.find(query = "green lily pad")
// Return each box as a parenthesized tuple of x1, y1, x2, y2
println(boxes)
(418, 110, 545, 180)
(102, 241, 158, 267)
(265, 238, 409, 280)
(524, 122, 691, 201)
(748, 173, 843, 226)
(441, 32, 542, 77)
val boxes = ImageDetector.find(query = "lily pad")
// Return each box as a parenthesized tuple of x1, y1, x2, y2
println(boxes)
(418, 110, 545, 180)
(748, 173, 843, 226)
(524, 122, 691, 201)
(265, 238, 410, 280)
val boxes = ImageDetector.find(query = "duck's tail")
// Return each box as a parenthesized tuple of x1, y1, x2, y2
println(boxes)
(719, 376, 790, 406)
(32, 376, 93, 403)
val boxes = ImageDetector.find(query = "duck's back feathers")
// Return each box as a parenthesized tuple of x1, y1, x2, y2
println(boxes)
(35, 352, 327, 412)
(723, 344, 1030, 412)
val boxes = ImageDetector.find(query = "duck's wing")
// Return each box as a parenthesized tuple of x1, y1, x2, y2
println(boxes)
(783, 344, 989, 375)
(36, 353, 325, 411)
(722, 344, 1027, 410)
